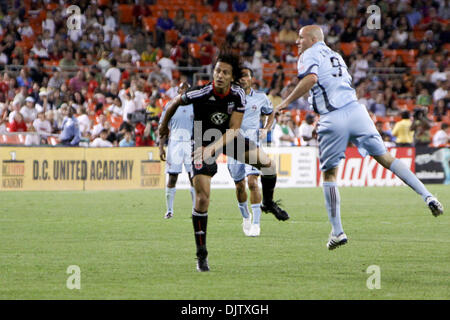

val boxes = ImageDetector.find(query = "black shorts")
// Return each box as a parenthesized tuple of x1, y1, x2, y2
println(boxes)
(192, 135, 258, 177)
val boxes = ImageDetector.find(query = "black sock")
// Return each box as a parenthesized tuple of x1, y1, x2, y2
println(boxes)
(192, 210, 208, 257)
(261, 174, 277, 205)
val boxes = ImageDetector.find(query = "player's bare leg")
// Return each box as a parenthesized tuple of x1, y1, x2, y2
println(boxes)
(373, 152, 443, 216)
(244, 146, 289, 221)
(164, 174, 178, 219)
(192, 174, 211, 272)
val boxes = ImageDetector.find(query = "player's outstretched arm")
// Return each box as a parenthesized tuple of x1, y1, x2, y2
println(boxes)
(275, 74, 318, 112)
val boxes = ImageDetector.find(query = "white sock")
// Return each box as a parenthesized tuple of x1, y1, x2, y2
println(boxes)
(251, 203, 262, 225)
(165, 187, 176, 214)
(323, 182, 344, 236)
(389, 159, 432, 201)
(238, 201, 250, 219)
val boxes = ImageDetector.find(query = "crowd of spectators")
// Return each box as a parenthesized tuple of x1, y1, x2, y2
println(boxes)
(0, 0, 448, 148)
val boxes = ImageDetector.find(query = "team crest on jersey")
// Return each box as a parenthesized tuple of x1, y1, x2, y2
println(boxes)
(194, 162, 203, 170)
(252, 105, 257, 111)
(210, 112, 228, 125)
(227, 102, 235, 114)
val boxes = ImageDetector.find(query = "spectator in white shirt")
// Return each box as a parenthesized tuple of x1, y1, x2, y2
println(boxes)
(8, 101, 22, 124)
(33, 111, 52, 137)
(272, 113, 296, 147)
(42, 11, 56, 37)
(91, 113, 107, 139)
(296, 113, 318, 146)
(433, 80, 448, 103)
(121, 89, 137, 122)
(107, 97, 123, 117)
(430, 65, 447, 84)
(105, 59, 121, 84)
(351, 54, 369, 86)
(157, 53, 176, 81)
(122, 42, 141, 64)
(19, 20, 34, 38)
(226, 15, 247, 34)
(41, 29, 54, 51)
(76, 106, 91, 138)
(105, 29, 121, 49)
(433, 123, 448, 147)
(31, 38, 49, 59)
(104, 8, 117, 31)
(90, 129, 113, 147)
(20, 96, 38, 123)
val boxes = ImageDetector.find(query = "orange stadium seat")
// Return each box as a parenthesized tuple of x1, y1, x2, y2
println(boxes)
(165, 29, 179, 44)
(118, 4, 133, 24)
(281, 62, 297, 80)
(1, 134, 23, 145)
(413, 29, 425, 41)
(262, 62, 278, 82)
(188, 43, 201, 59)
(360, 42, 370, 54)
(340, 42, 357, 56)
(48, 136, 58, 146)
(98, 0, 110, 6)
(143, 17, 157, 32)
(396, 99, 415, 111)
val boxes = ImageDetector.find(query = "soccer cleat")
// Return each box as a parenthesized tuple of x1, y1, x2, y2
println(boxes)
(426, 196, 444, 217)
(242, 216, 252, 236)
(196, 246, 209, 272)
(164, 211, 173, 219)
(248, 224, 260, 237)
(262, 200, 290, 221)
(196, 257, 210, 272)
(327, 232, 348, 250)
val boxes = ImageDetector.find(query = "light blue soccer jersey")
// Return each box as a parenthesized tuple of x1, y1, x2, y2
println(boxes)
(159, 104, 193, 141)
(240, 88, 273, 142)
(297, 41, 358, 115)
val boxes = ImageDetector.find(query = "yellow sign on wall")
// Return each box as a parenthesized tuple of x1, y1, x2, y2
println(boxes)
(0, 147, 165, 191)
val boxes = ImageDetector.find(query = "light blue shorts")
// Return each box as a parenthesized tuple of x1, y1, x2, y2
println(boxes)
(227, 156, 260, 183)
(317, 102, 387, 172)
(166, 139, 192, 174)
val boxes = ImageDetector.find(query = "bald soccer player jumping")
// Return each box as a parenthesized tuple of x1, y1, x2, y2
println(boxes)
(275, 25, 443, 250)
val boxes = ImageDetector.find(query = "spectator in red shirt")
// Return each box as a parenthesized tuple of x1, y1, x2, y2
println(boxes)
(9, 112, 27, 132)
(135, 120, 155, 146)
(133, 0, 152, 28)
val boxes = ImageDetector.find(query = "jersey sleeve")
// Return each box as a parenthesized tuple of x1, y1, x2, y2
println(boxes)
(180, 86, 207, 105)
(261, 94, 273, 115)
(232, 85, 246, 113)
(297, 48, 320, 80)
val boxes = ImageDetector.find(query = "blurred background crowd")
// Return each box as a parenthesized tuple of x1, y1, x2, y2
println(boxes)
(0, 0, 448, 148)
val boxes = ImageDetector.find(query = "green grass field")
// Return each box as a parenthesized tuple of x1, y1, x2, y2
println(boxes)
(0, 185, 448, 300)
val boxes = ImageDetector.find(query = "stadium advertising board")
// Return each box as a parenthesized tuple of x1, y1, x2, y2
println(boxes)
(0, 147, 165, 191)
(317, 147, 416, 187)
(175, 147, 318, 189)
(415, 146, 450, 185)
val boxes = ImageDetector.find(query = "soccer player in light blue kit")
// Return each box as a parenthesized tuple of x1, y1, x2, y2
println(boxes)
(276, 25, 443, 250)
(159, 83, 195, 219)
(228, 67, 276, 237)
